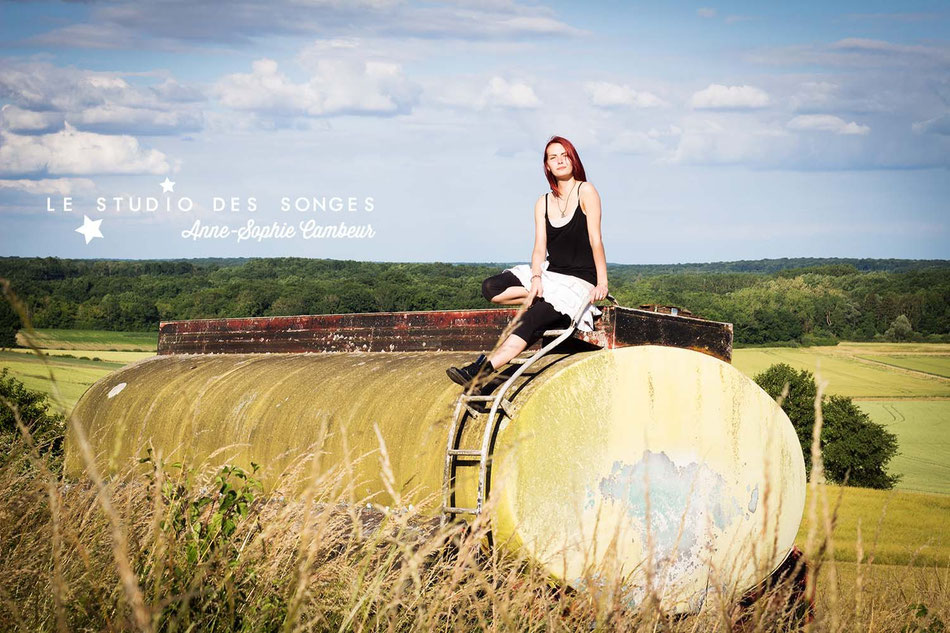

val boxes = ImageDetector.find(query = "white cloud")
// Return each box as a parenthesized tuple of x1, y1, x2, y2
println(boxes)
(70, 104, 203, 135)
(697, 8, 717, 18)
(0, 62, 204, 135)
(28, 22, 140, 50)
(430, 75, 540, 110)
(151, 78, 205, 103)
(787, 114, 870, 135)
(481, 77, 539, 109)
(668, 119, 789, 165)
(585, 82, 665, 108)
(492, 15, 581, 36)
(845, 12, 939, 22)
(912, 113, 950, 136)
(0, 105, 64, 133)
(789, 81, 838, 112)
(0, 124, 169, 176)
(749, 38, 950, 68)
(0, 178, 95, 195)
(690, 84, 770, 109)
(214, 57, 419, 117)
(663, 110, 931, 169)
(829, 37, 945, 59)
(608, 131, 666, 155)
(25, 0, 583, 51)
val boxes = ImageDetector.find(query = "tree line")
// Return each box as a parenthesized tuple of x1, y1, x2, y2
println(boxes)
(0, 256, 947, 346)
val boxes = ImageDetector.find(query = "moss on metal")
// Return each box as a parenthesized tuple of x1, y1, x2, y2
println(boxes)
(67, 346, 804, 613)
(490, 346, 805, 612)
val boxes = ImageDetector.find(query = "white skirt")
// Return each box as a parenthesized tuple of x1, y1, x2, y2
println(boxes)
(503, 262, 602, 332)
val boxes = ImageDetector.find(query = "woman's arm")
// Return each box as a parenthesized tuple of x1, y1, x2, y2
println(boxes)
(529, 194, 547, 297)
(580, 183, 609, 301)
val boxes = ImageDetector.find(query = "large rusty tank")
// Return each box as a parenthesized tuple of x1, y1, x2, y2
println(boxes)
(67, 306, 806, 613)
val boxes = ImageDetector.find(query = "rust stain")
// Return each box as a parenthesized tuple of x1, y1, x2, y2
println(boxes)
(158, 306, 733, 359)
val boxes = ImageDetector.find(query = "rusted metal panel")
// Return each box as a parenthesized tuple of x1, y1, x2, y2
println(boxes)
(638, 303, 694, 317)
(158, 305, 733, 361)
(158, 309, 520, 354)
(608, 306, 733, 362)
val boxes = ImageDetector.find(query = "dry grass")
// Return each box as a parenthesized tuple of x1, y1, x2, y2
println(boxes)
(2, 435, 948, 633)
(1, 280, 948, 632)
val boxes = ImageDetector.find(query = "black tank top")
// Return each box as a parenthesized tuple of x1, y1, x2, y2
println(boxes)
(545, 183, 597, 286)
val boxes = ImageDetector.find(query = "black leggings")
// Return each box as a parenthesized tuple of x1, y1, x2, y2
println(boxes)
(481, 271, 571, 346)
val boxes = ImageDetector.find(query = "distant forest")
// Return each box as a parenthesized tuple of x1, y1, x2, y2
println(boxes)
(1, 256, 948, 346)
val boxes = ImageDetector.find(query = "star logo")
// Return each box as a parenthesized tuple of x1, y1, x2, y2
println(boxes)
(75, 215, 104, 244)
(160, 177, 176, 193)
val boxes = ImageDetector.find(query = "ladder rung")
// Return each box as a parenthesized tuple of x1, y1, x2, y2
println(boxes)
(542, 329, 570, 336)
(462, 395, 497, 402)
(509, 356, 532, 364)
(443, 506, 478, 515)
(463, 403, 484, 418)
(448, 449, 483, 457)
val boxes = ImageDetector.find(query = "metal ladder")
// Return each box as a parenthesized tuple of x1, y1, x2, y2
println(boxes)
(440, 298, 597, 525)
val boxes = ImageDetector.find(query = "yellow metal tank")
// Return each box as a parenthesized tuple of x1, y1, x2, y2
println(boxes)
(67, 344, 805, 613)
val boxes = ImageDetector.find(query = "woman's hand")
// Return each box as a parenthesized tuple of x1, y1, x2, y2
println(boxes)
(529, 276, 543, 299)
(589, 282, 608, 302)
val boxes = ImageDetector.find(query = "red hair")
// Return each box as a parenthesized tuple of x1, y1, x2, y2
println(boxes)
(543, 135, 587, 196)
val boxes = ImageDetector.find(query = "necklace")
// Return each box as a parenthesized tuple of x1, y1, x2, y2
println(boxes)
(556, 181, 578, 218)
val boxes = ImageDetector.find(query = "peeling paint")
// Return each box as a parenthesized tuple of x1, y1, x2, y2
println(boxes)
(489, 346, 806, 615)
(596, 450, 742, 563)
(107, 382, 126, 399)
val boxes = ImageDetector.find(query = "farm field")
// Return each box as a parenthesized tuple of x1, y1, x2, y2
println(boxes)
(2, 329, 157, 411)
(0, 350, 131, 410)
(796, 484, 950, 567)
(733, 343, 950, 495)
(820, 561, 949, 628)
(856, 401, 950, 495)
(4, 347, 153, 364)
(15, 328, 158, 351)
(731, 344, 950, 399)
(857, 354, 950, 378)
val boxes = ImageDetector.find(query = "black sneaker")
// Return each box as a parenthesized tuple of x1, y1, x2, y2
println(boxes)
(446, 354, 493, 387)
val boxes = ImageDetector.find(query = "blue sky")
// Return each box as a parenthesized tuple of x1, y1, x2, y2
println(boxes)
(0, 0, 947, 264)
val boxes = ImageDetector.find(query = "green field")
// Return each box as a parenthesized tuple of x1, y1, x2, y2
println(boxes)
(14, 328, 158, 351)
(855, 401, 950, 495)
(731, 343, 950, 496)
(797, 484, 950, 567)
(2, 329, 157, 410)
(0, 350, 131, 411)
(731, 344, 950, 399)
(858, 354, 950, 378)
(4, 347, 154, 364)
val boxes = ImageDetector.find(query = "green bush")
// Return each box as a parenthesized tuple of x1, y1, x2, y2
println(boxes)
(137, 454, 285, 631)
(0, 368, 65, 469)
(754, 363, 900, 489)
(0, 297, 17, 348)
(822, 395, 900, 489)
(799, 332, 839, 347)
(884, 314, 916, 342)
